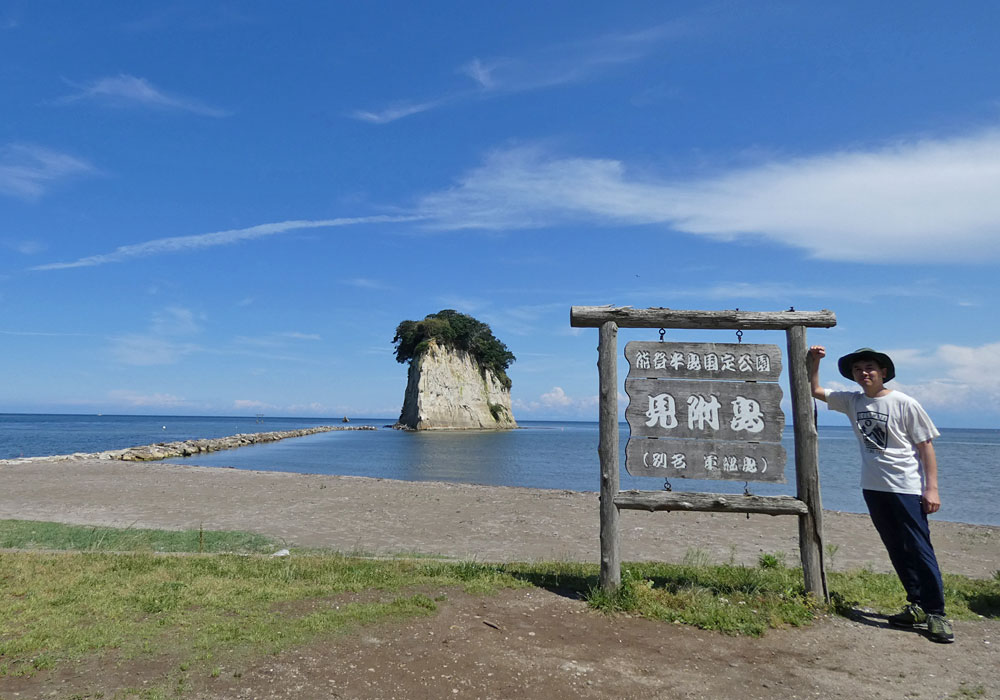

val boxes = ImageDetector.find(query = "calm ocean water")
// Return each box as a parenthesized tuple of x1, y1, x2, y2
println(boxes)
(2, 413, 998, 526)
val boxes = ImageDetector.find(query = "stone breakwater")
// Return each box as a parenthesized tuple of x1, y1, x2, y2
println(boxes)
(0, 425, 376, 465)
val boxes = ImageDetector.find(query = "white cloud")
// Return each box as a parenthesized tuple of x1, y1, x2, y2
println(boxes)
(108, 389, 189, 408)
(837, 341, 1000, 415)
(111, 307, 203, 366)
(515, 386, 600, 417)
(540, 386, 574, 408)
(0, 143, 94, 200)
(417, 129, 1000, 263)
(59, 74, 229, 117)
(459, 58, 495, 89)
(286, 401, 329, 416)
(934, 342, 1000, 390)
(31, 215, 421, 271)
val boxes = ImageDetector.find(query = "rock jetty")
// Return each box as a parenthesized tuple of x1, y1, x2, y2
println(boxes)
(0, 425, 375, 465)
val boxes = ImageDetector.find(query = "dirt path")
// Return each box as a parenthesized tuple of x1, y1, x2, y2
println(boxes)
(2, 457, 999, 699)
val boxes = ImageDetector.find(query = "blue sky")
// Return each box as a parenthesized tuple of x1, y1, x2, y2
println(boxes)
(2, 2, 999, 427)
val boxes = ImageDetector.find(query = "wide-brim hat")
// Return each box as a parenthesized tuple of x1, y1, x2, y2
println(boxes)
(838, 348, 895, 382)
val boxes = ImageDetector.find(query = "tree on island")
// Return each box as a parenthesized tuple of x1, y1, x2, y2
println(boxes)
(392, 309, 516, 389)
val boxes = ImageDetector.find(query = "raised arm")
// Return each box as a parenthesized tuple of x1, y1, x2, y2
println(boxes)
(807, 345, 828, 402)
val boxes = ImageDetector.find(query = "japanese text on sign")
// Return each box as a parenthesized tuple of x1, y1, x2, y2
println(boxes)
(623, 342, 786, 482)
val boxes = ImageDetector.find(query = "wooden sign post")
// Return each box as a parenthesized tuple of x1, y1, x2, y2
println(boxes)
(570, 306, 837, 601)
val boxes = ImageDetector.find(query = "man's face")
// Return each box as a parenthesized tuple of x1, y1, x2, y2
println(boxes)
(851, 359, 886, 391)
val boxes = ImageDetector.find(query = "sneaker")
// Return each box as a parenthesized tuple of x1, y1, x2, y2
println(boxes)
(887, 604, 926, 627)
(926, 614, 955, 643)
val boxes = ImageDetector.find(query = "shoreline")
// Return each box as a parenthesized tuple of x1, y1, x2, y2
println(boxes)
(2, 457, 997, 579)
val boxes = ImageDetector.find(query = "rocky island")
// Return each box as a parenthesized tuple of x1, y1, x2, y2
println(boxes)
(392, 309, 517, 430)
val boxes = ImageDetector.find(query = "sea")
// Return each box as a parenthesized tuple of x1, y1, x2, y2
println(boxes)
(1, 413, 998, 527)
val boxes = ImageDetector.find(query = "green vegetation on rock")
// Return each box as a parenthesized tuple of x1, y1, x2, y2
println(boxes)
(392, 309, 516, 388)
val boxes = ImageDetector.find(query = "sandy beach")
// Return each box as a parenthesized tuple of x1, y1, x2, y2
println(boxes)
(3, 455, 1000, 699)
(1, 456, 997, 577)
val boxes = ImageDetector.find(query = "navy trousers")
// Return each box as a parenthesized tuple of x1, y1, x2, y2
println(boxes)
(863, 489, 946, 615)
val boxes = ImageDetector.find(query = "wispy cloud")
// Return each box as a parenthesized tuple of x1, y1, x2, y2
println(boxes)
(31, 215, 422, 271)
(111, 306, 203, 366)
(343, 277, 395, 291)
(351, 22, 686, 124)
(151, 306, 203, 335)
(416, 128, 1000, 263)
(234, 331, 321, 348)
(467, 23, 688, 93)
(351, 99, 447, 124)
(111, 334, 202, 366)
(0, 143, 95, 201)
(234, 399, 273, 411)
(4, 239, 48, 255)
(58, 74, 229, 117)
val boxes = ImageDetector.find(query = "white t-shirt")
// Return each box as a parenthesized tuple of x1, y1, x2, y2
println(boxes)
(825, 389, 940, 494)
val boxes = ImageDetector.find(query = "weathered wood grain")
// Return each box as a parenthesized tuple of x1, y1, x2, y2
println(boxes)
(614, 490, 809, 515)
(598, 321, 621, 590)
(787, 324, 828, 601)
(571, 306, 836, 329)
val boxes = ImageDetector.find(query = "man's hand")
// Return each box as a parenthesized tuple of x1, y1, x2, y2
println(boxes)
(922, 487, 941, 514)
(808, 346, 827, 401)
(916, 440, 940, 514)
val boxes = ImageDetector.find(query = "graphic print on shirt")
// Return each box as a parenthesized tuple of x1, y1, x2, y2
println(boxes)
(856, 410, 888, 451)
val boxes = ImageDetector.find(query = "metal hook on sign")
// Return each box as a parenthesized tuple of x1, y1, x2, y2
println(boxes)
(663, 477, 672, 492)
(736, 330, 743, 344)
(659, 328, 666, 342)
(789, 306, 795, 312)
(743, 481, 752, 496)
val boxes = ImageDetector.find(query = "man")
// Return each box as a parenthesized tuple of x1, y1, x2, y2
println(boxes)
(808, 346, 954, 643)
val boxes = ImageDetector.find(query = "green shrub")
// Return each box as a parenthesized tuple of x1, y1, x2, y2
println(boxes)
(393, 309, 515, 388)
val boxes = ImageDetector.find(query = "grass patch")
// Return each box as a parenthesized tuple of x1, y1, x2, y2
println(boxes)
(585, 558, 815, 636)
(0, 550, 524, 679)
(0, 519, 278, 554)
(827, 567, 1000, 621)
(579, 552, 1000, 638)
(3, 522, 999, 697)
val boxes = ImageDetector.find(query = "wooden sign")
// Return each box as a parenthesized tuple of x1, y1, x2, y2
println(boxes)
(624, 341, 786, 482)
(570, 306, 835, 600)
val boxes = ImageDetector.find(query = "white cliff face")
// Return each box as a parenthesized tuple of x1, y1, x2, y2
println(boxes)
(397, 339, 517, 430)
